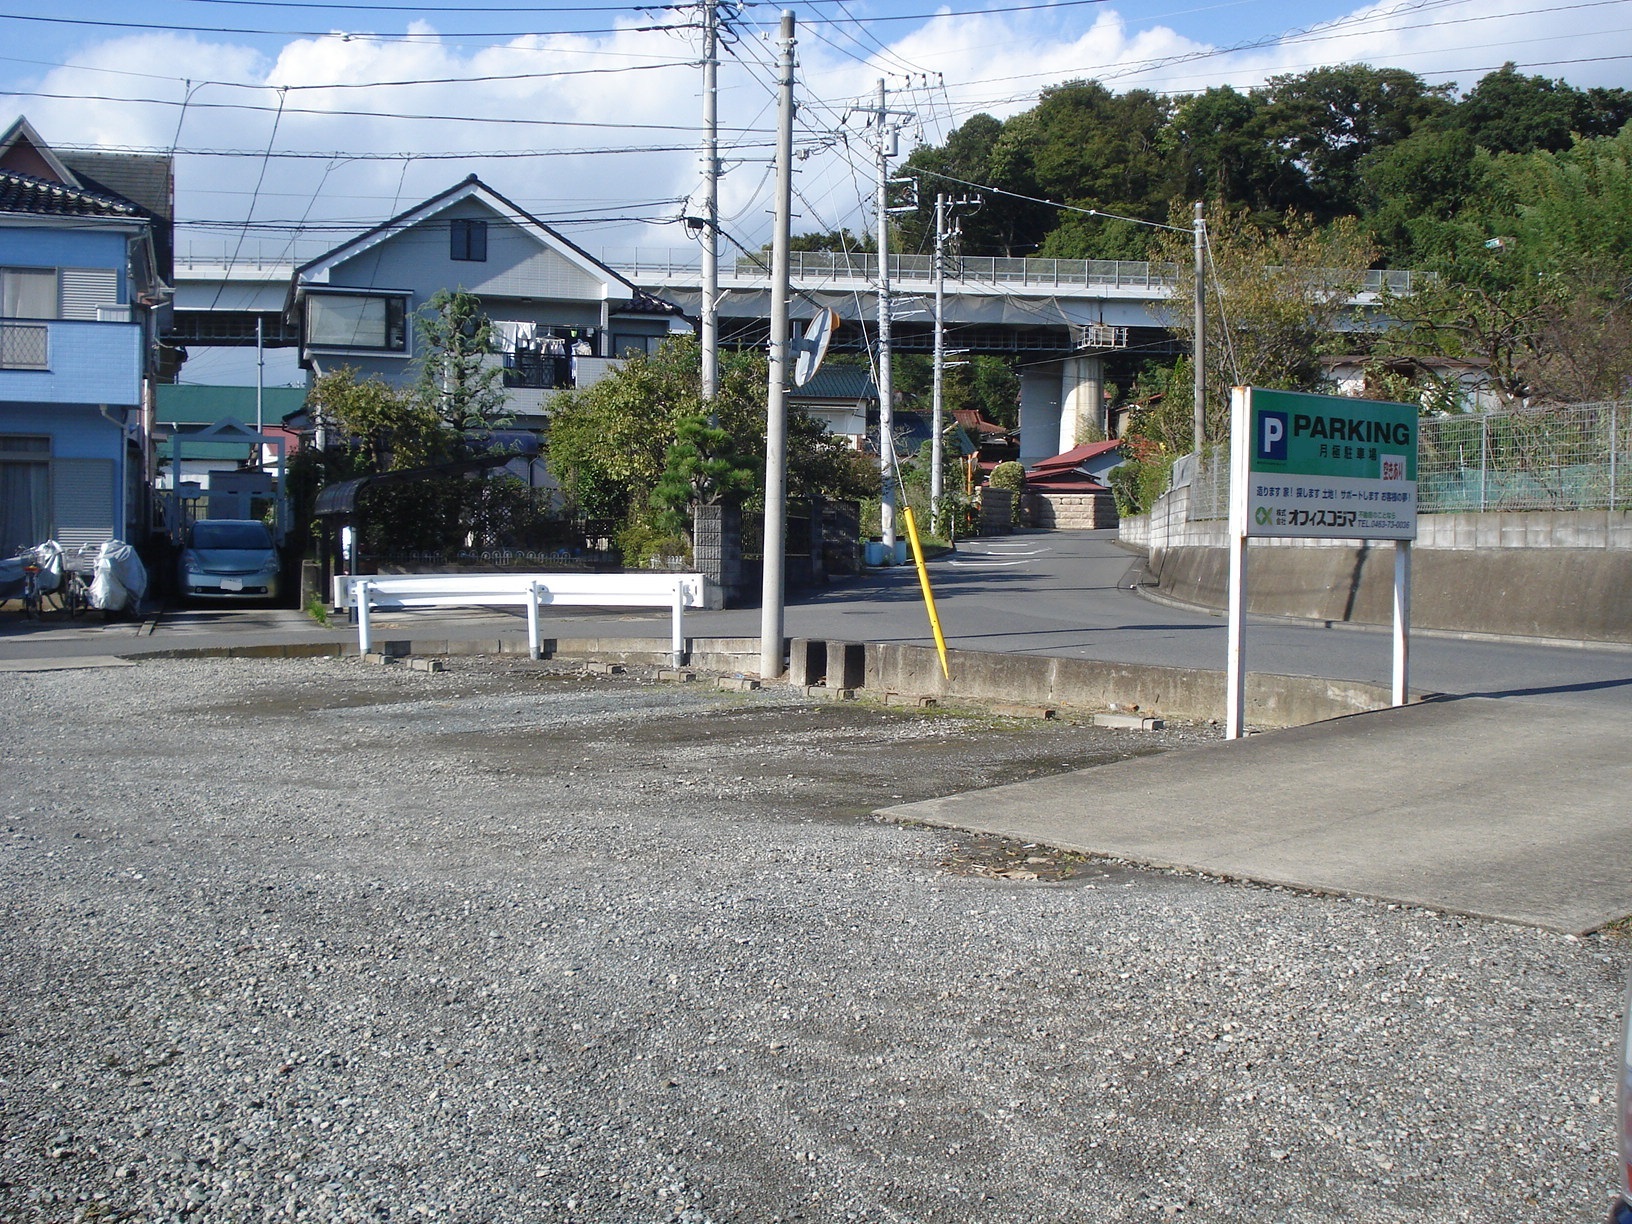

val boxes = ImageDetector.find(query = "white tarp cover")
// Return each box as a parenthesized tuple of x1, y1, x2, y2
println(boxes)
(90, 540, 147, 612)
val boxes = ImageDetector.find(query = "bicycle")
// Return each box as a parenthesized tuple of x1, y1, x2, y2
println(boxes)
(7, 540, 66, 619)
(60, 542, 96, 618)
(19, 548, 43, 619)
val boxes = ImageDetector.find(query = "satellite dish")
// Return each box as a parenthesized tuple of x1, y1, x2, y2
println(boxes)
(793, 308, 839, 388)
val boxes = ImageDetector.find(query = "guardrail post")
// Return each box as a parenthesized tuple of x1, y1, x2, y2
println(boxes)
(527, 580, 543, 660)
(356, 581, 374, 654)
(671, 580, 686, 667)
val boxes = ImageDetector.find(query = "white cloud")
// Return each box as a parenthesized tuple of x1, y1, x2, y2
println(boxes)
(6, 0, 1626, 269)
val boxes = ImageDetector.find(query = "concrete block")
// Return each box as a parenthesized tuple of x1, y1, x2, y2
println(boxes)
(787, 638, 823, 688)
(827, 641, 866, 691)
(991, 703, 1056, 719)
(1094, 712, 1166, 730)
(1609, 512, 1632, 550)
(362, 652, 398, 666)
(803, 685, 856, 701)
(226, 644, 293, 659)
(1474, 514, 1501, 550)
(880, 691, 936, 707)
(717, 676, 760, 692)
(407, 657, 446, 673)
(657, 669, 697, 683)
(586, 661, 626, 675)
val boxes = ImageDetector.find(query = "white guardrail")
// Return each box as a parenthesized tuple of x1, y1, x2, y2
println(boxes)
(333, 572, 708, 664)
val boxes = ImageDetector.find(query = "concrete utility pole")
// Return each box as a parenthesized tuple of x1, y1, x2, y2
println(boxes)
(698, 0, 721, 401)
(867, 80, 913, 554)
(931, 193, 948, 509)
(930, 191, 978, 509)
(758, 10, 796, 681)
(1193, 200, 1206, 456)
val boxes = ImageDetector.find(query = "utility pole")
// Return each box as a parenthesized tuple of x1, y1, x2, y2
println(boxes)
(1193, 200, 1206, 456)
(930, 191, 977, 509)
(698, 0, 721, 401)
(866, 79, 912, 555)
(758, 10, 796, 680)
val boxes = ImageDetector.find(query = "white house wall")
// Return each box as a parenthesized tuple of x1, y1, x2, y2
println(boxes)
(327, 200, 610, 311)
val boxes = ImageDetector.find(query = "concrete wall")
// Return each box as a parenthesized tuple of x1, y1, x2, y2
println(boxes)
(1121, 496, 1632, 644)
(790, 637, 1395, 728)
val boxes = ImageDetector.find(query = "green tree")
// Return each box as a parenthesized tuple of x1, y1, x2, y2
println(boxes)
(1255, 65, 1454, 221)
(650, 414, 758, 534)
(1456, 64, 1600, 155)
(414, 288, 510, 434)
(547, 334, 873, 544)
(1153, 205, 1378, 441)
(1163, 86, 1278, 218)
(1389, 126, 1632, 405)
(308, 366, 447, 473)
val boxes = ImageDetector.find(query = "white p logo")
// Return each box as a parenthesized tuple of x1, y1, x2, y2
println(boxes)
(1262, 416, 1284, 451)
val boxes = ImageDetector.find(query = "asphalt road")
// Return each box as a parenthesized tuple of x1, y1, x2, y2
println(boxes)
(3, 529, 1628, 712)
(728, 530, 1632, 710)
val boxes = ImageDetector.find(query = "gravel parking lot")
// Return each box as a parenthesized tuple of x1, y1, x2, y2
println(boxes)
(2, 655, 1627, 1223)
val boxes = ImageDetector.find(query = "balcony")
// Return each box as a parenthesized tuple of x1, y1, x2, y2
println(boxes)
(0, 319, 143, 405)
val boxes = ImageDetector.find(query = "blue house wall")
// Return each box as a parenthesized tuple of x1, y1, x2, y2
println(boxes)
(0, 229, 130, 303)
(0, 322, 143, 405)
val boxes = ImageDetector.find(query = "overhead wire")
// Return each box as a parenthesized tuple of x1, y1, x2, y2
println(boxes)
(2, 88, 759, 134)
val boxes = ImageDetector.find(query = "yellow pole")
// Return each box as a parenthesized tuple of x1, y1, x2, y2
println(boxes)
(900, 504, 950, 679)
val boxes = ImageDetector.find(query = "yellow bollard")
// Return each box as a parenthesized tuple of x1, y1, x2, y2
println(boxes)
(900, 504, 950, 679)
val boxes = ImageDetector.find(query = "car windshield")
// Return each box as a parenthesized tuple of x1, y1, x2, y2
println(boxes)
(191, 523, 272, 550)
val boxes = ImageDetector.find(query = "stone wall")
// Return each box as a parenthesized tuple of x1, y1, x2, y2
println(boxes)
(1024, 490, 1118, 530)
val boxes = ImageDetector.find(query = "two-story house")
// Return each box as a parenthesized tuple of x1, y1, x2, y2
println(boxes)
(288, 175, 683, 434)
(0, 117, 171, 558)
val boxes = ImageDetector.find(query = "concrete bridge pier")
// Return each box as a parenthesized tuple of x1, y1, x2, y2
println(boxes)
(1018, 355, 1104, 466)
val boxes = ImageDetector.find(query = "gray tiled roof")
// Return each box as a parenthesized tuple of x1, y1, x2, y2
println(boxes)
(0, 168, 138, 218)
(791, 364, 877, 401)
(59, 151, 173, 223)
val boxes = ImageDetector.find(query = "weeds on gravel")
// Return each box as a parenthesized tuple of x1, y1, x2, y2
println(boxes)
(304, 596, 330, 627)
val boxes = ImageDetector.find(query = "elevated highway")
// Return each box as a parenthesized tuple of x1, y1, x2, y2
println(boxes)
(169, 251, 1420, 464)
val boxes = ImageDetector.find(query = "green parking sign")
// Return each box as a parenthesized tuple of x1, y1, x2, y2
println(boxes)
(1236, 387, 1418, 540)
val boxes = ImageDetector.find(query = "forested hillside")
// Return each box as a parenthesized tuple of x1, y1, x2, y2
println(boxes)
(842, 63, 1631, 447)
(892, 63, 1632, 269)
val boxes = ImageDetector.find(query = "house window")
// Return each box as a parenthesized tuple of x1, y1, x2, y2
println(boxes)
(0, 434, 51, 556)
(1, 268, 59, 320)
(612, 333, 658, 358)
(305, 292, 408, 352)
(451, 218, 488, 263)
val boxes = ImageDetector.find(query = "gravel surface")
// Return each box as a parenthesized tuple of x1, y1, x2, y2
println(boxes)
(1, 655, 1627, 1224)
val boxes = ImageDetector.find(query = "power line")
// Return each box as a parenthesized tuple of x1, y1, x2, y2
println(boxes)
(0, 11, 697, 41)
(55, 141, 771, 159)
(1, 88, 767, 134)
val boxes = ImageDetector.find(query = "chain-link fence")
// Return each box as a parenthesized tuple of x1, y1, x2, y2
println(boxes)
(1418, 401, 1629, 512)
(1178, 401, 1630, 521)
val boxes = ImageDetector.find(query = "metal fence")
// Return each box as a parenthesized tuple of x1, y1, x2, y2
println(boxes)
(1418, 401, 1629, 512)
(1181, 400, 1631, 521)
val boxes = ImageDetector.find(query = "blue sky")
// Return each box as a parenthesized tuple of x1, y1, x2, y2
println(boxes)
(2, 0, 1627, 384)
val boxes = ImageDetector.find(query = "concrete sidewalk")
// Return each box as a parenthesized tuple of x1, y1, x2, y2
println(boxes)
(879, 696, 1632, 934)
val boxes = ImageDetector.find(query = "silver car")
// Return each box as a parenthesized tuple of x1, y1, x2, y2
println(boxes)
(178, 520, 281, 601)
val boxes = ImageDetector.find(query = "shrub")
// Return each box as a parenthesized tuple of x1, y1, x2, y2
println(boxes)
(987, 460, 1026, 524)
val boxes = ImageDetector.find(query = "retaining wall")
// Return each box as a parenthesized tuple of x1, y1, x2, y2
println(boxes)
(1122, 497, 1632, 645)
(789, 637, 1395, 728)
